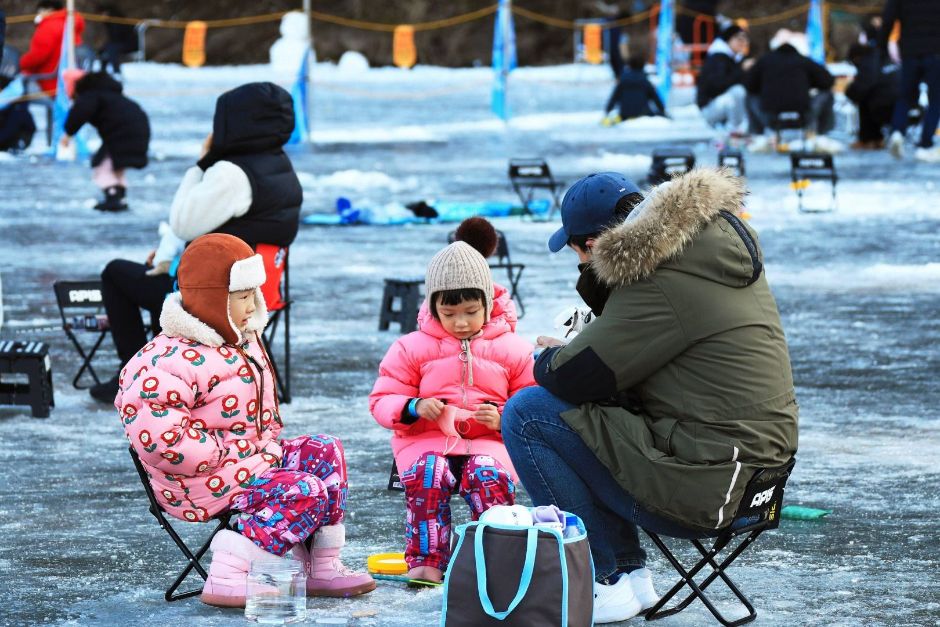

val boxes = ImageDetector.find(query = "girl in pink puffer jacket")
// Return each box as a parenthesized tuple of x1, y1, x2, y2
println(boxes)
(370, 239, 536, 583)
(117, 234, 374, 609)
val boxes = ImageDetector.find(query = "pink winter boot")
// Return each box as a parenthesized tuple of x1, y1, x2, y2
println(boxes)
(201, 529, 281, 608)
(292, 524, 375, 598)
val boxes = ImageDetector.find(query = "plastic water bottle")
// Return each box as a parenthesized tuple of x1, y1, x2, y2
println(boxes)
(245, 558, 307, 624)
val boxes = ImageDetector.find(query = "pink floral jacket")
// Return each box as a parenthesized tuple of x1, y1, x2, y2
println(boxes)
(116, 292, 281, 522)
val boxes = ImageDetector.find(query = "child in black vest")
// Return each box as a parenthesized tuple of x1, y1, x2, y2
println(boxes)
(60, 71, 150, 211)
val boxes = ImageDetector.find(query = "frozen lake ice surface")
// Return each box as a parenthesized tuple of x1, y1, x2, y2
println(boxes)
(1, 60, 939, 626)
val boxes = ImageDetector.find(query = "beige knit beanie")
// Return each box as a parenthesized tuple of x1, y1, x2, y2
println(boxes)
(425, 241, 494, 320)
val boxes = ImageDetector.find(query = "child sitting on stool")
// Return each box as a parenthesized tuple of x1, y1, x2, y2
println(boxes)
(370, 228, 536, 584)
(603, 55, 666, 126)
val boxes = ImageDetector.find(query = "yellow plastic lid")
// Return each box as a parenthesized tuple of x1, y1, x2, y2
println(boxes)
(367, 552, 407, 575)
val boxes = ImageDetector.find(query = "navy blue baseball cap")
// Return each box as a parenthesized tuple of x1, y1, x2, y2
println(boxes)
(548, 172, 641, 253)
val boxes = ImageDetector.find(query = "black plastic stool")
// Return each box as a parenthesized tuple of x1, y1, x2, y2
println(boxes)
(0, 340, 55, 418)
(378, 278, 423, 334)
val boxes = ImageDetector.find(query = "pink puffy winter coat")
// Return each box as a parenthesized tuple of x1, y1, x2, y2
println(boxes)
(370, 284, 536, 475)
(116, 292, 282, 522)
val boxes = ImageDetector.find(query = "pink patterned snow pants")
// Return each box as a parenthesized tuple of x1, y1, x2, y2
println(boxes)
(401, 452, 515, 571)
(231, 434, 347, 556)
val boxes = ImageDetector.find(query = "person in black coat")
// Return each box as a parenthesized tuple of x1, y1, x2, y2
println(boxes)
(96, 4, 138, 74)
(880, 0, 940, 161)
(603, 55, 666, 125)
(1, 8, 6, 68)
(90, 82, 302, 403)
(743, 30, 834, 138)
(61, 71, 149, 211)
(696, 24, 753, 134)
(845, 43, 899, 149)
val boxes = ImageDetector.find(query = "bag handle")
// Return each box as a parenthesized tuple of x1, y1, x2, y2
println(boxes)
(474, 523, 538, 620)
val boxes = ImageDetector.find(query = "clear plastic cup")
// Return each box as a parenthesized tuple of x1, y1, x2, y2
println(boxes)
(245, 557, 307, 624)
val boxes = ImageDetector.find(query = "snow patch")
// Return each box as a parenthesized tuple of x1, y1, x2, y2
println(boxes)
(296, 169, 418, 192)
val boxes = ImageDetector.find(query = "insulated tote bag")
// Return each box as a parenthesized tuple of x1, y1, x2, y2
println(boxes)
(441, 515, 594, 626)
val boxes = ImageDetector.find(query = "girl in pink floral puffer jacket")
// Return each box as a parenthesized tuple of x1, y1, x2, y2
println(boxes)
(370, 240, 536, 584)
(117, 234, 374, 608)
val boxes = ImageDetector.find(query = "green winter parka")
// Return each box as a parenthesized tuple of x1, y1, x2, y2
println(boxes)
(535, 168, 798, 532)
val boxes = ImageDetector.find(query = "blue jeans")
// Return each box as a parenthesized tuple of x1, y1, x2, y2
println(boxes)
(502, 386, 705, 582)
(891, 53, 940, 148)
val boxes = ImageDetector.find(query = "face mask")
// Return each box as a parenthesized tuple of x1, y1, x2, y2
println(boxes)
(576, 262, 611, 317)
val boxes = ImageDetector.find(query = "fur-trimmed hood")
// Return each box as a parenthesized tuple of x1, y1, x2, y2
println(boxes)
(591, 168, 758, 288)
(159, 291, 267, 348)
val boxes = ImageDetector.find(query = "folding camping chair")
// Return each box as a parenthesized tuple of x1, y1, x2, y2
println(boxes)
(771, 111, 806, 150)
(128, 446, 232, 601)
(789, 152, 837, 213)
(648, 148, 695, 185)
(257, 244, 292, 403)
(718, 147, 745, 177)
(508, 158, 565, 218)
(52, 280, 112, 389)
(447, 229, 526, 317)
(643, 458, 796, 626)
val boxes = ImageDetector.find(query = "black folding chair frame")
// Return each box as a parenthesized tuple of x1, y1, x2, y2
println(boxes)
(129, 447, 231, 602)
(508, 158, 565, 219)
(261, 254, 292, 404)
(643, 459, 796, 626)
(52, 280, 111, 389)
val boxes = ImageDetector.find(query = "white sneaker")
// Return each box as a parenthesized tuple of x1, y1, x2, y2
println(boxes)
(748, 135, 774, 154)
(628, 568, 660, 611)
(914, 146, 940, 163)
(811, 135, 844, 154)
(888, 130, 905, 159)
(593, 575, 642, 623)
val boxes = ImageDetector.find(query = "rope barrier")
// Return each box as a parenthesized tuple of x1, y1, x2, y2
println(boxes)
(5, 2, 883, 34)
(6, 6, 499, 32)
(828, 3, 881, 15)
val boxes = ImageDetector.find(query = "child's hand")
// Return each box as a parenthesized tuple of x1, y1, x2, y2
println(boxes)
(416, 398, 445, 420)
(145, 260, 171, 276)
(473, 404, 501, 431)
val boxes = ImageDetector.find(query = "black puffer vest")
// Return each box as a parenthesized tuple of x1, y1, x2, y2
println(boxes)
(217, 151, 301, 248)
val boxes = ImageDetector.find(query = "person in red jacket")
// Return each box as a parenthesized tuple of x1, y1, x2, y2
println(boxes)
(19, 1, 85, 96)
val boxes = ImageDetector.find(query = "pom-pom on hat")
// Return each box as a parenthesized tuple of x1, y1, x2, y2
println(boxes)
(176, 234, 267, 345)
(454, 217, 499, 258)
(425, 241, 495, 321)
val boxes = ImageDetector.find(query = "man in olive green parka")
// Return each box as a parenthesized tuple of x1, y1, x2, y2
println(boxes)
(502, 167, 798, 623)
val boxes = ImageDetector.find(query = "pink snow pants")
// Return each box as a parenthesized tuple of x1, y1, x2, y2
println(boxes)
(230, 434, 347, 556)
(400, 452, 515, 571)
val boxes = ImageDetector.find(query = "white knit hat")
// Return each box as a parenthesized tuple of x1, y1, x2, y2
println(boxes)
(425, 241, 494, 320)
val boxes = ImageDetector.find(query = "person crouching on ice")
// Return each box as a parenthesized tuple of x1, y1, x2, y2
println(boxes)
(116, 233, 374, 608)
(369, 237, 536, 584)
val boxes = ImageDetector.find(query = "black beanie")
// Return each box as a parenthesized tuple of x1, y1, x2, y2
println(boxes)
(720, 25, 744, 42)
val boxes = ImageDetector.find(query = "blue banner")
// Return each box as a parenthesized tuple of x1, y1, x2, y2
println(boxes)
(806, 0, 826, 64)
(288, 50, 311, 145)
(491, 0, 517, 121)
(50, 14, 90, 159)
(654, 0, 674, 107)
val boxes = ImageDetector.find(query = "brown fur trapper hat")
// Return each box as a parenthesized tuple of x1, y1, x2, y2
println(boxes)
(177, 234, 267, 345)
